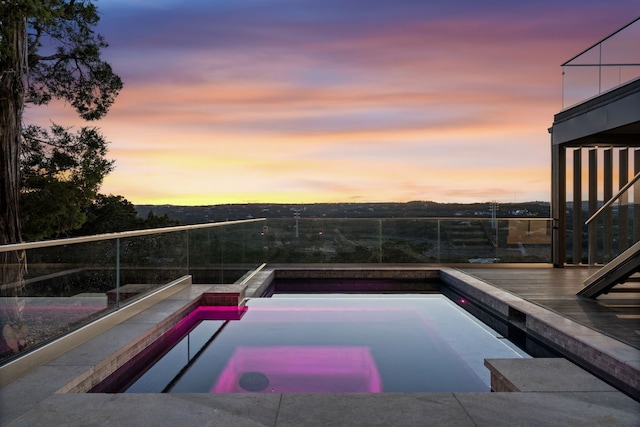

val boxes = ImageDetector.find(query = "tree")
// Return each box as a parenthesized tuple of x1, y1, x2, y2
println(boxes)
(76, 195, 181, 236)
(142, 210, 181, 229)
(1, 1, 121, 351)
(21, 124, 114, 240)
(1, 1, 121, 245)
(76, 194, 142, 235)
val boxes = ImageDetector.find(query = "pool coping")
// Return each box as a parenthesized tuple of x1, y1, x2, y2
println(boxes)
(1, 266, 639, 425)
(439, 268, 640, 400)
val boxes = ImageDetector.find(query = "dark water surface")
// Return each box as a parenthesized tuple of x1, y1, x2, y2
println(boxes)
(127, 294, 529, 393)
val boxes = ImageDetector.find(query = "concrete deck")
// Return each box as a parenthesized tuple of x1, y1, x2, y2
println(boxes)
(1, 266, 639, 426)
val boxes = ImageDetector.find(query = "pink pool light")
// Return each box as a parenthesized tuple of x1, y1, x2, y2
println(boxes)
(211, 346, 382, 393)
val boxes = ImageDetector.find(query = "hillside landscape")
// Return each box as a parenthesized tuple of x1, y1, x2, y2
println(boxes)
(135, 201, 551, 225)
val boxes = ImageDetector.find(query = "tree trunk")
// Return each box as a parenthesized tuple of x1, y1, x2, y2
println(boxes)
(1, 14, 28, 351)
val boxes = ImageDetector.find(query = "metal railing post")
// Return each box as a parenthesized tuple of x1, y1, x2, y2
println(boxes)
(116, 237, 121, 308)
(185, 230, 190, 276)
(588, 149, 598, 265)
(378, 219, 383, 263)
(437, 219, 440, 263)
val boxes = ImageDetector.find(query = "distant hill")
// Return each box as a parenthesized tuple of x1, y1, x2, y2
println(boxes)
(135, 201, 551, 225)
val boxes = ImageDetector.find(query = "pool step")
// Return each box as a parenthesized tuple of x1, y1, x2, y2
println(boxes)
(200, 284, 246, 306)
(484, 358, 616, 393)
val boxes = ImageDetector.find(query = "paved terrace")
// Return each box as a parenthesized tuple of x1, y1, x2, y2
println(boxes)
(460, 266, 640, 350)
(0, 265, 639, 426)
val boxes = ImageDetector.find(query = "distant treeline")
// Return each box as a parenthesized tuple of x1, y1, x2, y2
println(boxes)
(135, 201, 551, 225)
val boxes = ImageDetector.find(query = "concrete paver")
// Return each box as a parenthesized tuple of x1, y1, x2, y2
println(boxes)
(484, 358, 617, 392)
(454, 391, 640, 427)
(4, 393, 281, 427)
(276, 393, 475, 427)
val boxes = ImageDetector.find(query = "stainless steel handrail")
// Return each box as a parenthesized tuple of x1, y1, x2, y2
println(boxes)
(562, 17, 640, 66)
(561, 17, 640, 108)
(0, 218, 267, 253)
(585, 171, 640, 225)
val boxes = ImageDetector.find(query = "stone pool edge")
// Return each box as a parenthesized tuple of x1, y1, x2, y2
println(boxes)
(440, 268, 640, 400)
(50, 266, 640, 399)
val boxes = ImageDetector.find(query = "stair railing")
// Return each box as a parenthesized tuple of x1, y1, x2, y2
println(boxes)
(584, 170, 640, 265)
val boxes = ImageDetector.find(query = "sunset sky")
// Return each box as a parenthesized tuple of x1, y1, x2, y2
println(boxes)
(25, 0, 640, 205)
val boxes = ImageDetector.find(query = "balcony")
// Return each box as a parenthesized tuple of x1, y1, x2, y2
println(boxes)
(561, 17, 640, 109)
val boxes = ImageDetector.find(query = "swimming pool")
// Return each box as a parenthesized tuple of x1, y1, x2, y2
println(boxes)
(104, 293, 529, 393)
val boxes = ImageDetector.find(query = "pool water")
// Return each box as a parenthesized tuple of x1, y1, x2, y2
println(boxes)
(123, 294, 529, 393)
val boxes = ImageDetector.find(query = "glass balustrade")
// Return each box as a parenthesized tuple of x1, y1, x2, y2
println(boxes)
(1, 216, 551, 364)
(261, 217, 552, 264)
(562, 17, 640, 109)
(0, 219, 265, 364)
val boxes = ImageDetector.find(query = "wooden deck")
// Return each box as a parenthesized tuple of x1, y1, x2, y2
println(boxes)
(459, 265, 640, 350)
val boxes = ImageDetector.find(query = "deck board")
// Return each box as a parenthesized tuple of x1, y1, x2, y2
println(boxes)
(459, 266, 640, 349)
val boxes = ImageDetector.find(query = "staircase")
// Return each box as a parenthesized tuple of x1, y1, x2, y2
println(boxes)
(579, 240, 640, 298)
(577, 168, 640, 298)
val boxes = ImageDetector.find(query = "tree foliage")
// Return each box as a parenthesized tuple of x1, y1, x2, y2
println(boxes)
(1, 0, 123, 246)
(77, 194, 140, 235)
(23, 1, 122, 120)
(76, 195, 180, 236)
(20, 124, 114, 240)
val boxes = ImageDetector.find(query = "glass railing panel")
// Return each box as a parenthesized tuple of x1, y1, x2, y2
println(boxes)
(262, 218, 383, 263)
(501, 219, 552, 263)
(261, 217, 318, 263)
(263, 218, 552, 264)
(314, 218, 378, 263)
(380, 219, 438, 263)
(321, 218, 383, 263)
(1, 240, 117, 364)
(438, 219, 498, 263)
(0, 219, 267, 364)
(435, 218, 552, 263)
(188, 221, 266, 284)
(188, 226, 224, 283)
(117, 231, 189, 305)
(562, 17, 640, 108)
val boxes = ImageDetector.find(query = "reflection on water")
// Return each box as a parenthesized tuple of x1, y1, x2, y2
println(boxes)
(126, 295, 529, 393)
